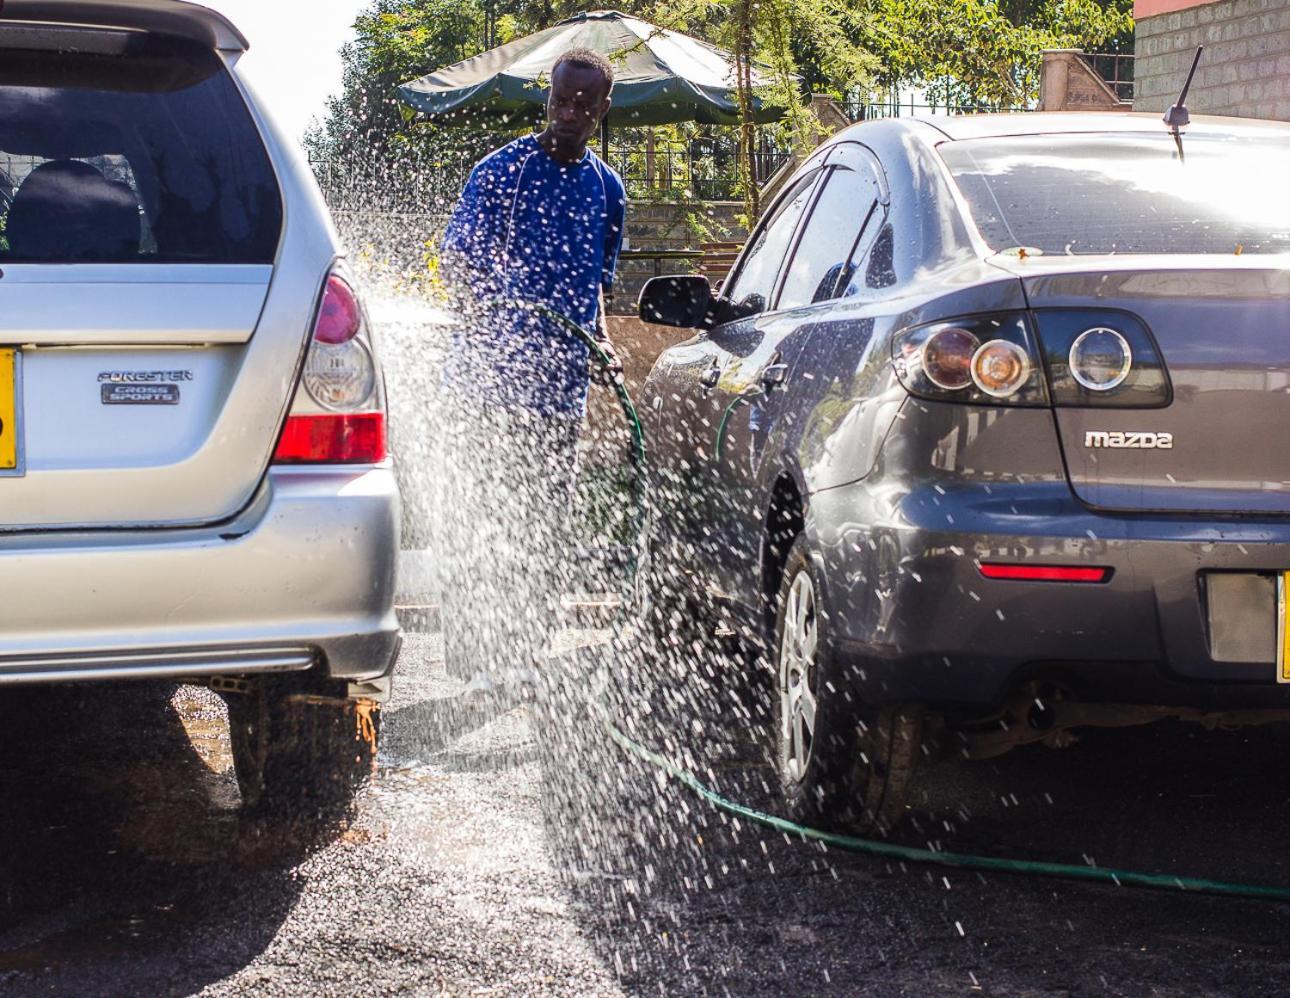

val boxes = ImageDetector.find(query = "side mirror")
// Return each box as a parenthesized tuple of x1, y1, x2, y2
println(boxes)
(637, 275, 714, 329)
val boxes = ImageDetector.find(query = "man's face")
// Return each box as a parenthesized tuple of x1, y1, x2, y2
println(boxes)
(546, 62, 612, 148)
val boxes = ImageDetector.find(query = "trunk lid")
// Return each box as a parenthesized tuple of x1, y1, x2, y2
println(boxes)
(0, 25, 297, 529)
(1001, 256, 1290, 514)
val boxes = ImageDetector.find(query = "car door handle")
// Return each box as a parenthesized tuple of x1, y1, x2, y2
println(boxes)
(759, 363, 788, 390)
(700, 363, 721, 390)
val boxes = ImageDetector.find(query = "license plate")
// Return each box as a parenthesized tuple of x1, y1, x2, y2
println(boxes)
(1279, 573, 1290, 683)
(0, 349, 17, 470)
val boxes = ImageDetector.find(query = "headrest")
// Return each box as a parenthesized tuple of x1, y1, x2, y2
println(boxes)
(4, 159, 140, 261)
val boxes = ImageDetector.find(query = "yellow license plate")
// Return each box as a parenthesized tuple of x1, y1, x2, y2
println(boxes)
(1279, 573, 1290, 683)
(0, 349, 16, 470)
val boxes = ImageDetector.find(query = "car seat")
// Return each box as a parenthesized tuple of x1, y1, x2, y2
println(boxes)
(4, 159, 141, 261)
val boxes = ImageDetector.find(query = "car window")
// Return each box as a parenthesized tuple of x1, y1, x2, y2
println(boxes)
(846, 222, 896, 295)
(721, 169, 820, 319)
(776, 161, 882, 310)
(939, 132, 1290, 256)
(0, 34, 282, 264)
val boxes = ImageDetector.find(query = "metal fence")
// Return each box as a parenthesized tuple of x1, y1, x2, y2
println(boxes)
(1084, 52, 1135, 103)
(312, 138, 791, 210)
(605, 142, 790, 201)
(841, 98, 1034, 120)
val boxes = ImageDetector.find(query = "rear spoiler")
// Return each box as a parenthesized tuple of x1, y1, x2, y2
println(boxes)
(0, 0, 248, 52)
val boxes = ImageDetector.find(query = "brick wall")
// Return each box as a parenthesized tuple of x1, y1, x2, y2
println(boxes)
(1134, 0, 1290, 119)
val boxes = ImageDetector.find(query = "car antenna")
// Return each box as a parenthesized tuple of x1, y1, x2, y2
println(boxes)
(1163, 45, 1204, 162)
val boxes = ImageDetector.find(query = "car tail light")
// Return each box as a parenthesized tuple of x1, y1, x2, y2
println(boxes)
(893, 313, 1048, 406)
(304, 339, 377, 411)
(971, 340, 1031, 398)
(274, 413, 386, 464)
(272, 266, 387, 466)
(978, 563, 1112, 583)
(1068, 327, 1132, 391)
(922, 327, 978, 390)
(1031, 309, 1171, 408)
(893, 310, 1171, 409)
(314, 274, 363, 344)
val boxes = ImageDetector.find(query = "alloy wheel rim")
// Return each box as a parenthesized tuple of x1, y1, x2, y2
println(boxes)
(779, 569, 819, 783)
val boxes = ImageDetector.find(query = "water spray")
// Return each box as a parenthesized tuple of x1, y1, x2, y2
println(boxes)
(448, 295, 1290, 908)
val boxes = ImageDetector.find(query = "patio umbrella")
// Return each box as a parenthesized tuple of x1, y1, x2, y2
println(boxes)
(397, 9, 790, 130)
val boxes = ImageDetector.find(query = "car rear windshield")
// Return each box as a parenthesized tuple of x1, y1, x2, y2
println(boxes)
(939, 132, 1290, 256)
(0, 31, 282, 264)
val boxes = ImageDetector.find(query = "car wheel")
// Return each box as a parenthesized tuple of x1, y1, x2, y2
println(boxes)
(225, 678, 380, 821)
(773, 534, 920, 834)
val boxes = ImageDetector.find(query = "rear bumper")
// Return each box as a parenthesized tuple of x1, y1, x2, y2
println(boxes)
(0, 467, 400, 688)
(810, 478, 1290, 711)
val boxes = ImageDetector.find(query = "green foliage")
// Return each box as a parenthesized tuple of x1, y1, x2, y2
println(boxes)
(309, 0, 1134, 212)
(854, 0, 1134, 104)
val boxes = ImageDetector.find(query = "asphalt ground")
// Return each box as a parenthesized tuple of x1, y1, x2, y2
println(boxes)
(0, 628, 1287, 995)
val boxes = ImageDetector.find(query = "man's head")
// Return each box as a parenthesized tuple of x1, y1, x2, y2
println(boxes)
(543, 48, 614, 159)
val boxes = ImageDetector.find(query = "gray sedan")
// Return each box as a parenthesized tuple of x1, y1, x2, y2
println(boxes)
(638, 111, 1290, 832)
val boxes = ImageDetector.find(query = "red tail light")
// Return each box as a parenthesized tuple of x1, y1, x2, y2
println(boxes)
(978, 563, 1112, 583)
(273, 413, 386, 464)
(314, 274, 363, 344)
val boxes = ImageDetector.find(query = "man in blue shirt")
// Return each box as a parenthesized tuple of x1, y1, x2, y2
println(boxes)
(437, 48, 627, 695)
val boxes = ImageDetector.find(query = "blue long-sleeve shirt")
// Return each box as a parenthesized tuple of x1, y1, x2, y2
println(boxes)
(440, 135, 626, 416)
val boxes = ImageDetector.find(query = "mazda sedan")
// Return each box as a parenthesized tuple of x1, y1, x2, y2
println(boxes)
(0, 1, 400, 815)
(637, 112, 1290, 831)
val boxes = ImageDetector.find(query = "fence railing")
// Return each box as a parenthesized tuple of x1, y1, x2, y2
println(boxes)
(841, 98, 1034, 121)
(309, 91, 1051, 213)
(1083, 52, 1135, 103)
(606, 143, 790, 200)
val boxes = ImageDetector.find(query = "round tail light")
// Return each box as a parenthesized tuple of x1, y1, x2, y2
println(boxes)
(971, 340, 1031, 398)
(304, 339, 376, 411)
(1069, 327, 1132, 391)
(921, 327, 980, 390)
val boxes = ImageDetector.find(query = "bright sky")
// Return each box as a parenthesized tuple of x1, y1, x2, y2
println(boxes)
(200, 0, 371, 143)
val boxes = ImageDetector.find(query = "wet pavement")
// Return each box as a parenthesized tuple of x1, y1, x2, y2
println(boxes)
(0, 629, 1288, 995)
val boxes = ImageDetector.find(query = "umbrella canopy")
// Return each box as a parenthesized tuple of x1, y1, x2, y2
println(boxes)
(397, 9, 790, 127)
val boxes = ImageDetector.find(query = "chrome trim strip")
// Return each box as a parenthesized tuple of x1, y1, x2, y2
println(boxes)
(0, 646, 315, 685)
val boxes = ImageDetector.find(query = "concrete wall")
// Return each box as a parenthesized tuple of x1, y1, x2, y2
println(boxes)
(1134, 0, 1290, 119)
(1039, 50, 1129, 110)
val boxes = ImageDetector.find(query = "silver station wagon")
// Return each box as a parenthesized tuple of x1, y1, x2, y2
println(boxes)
(0, 1, 400, 814)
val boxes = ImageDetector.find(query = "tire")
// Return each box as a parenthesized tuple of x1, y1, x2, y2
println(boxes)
(225, 679, 380, 822)
(773, 534, 920, 835)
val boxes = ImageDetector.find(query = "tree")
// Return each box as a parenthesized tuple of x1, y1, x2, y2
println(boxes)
(856, 0, 1134, 107)
(309, 0, 1133, 219)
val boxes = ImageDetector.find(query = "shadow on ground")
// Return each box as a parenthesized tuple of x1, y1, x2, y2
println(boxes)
(533, 638, 1290, 995)
(0, 683, 346, 996)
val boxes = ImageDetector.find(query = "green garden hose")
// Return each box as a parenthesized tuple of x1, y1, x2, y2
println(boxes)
(603, 715, 1290, 904)
(714, 386, 764, 463)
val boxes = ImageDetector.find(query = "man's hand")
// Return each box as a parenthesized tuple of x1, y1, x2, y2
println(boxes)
(592, 337, 624, 387)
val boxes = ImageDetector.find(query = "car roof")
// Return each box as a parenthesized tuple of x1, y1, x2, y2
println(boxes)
(0, 0, 248, 52)
(905, 110, 1290, 142)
